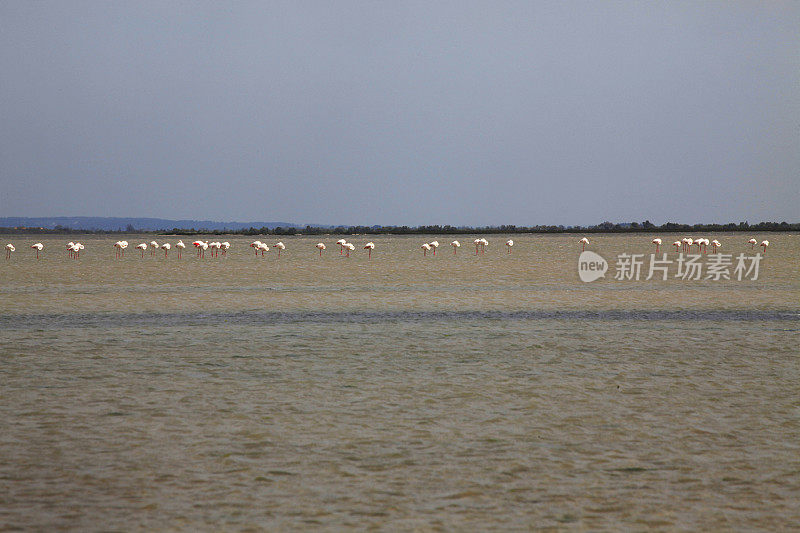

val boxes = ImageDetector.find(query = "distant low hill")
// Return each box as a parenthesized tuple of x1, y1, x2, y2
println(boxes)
(0, 217, 300, 232)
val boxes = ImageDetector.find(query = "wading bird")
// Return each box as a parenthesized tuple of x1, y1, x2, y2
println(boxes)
(673, 241, 681, 252)
(429, 241, 439, 256)
(316, 243, 326, 256)
(273, 242, 286, 258)
(652, 238, 662, 253)
(175, 240, 185, 258)
(161, 242, 171, 257)
(451, 240, 460, 254)
(748, 238, 757, 249)
(344, 243, 355, 257)
(150, 241, 158, 256)
(579, 237, 589, 251)
(506, 239, 514, 253)
(364, 242, 375, 259)
(5, 244, 14, 259)
(136, 243, 147, 257)
(421, 243, 431, 256)
(711, 240, 721, 253)
(31, 242, 43, 259)
(337, 239, 347, 255)
(761, 240, 769, 253)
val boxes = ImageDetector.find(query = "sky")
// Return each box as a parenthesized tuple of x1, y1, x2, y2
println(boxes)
(0, 1, 797, 227)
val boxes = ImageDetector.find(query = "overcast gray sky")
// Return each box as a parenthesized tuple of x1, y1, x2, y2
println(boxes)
(0, 1, 797, 226)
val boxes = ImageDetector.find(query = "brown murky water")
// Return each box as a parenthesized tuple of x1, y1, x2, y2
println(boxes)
(1, 233, 798, 530)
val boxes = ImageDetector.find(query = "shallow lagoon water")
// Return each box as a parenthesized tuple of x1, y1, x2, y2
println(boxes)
(1, 233, 799, 530)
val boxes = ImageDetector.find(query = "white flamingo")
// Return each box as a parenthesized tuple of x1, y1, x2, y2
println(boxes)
(711, 239, 721, 253)
(149, 240, 158, 256)
(672, 240, 681, 252)
(316, 243, 326, 256)
(175, 240, 185, 258)
(451, 240, 460, 254)
(344, 243, 355, 257)
(136, 243, 147, 257)
(479, 238, 488, 254)
(273, 242, 286, 258)
(748, 238, 757, 249)
(5, 244, 14, 259)
(257, 242, 270, 256)
(31, 242, 43, 259)
(422, 243, 431, 256)
(161, 242, 171, 257)
(652, 238, 662, 253)
(337, 239, 347, 255)
(579, 237, 589, 251)
(429, 240, 440, 256)
(505, 239, 514, 253)
(66, 242, 75, 258)
(761, 240, 769, 253)
(250, 241, 263, 256)
(364, 242, 375, 259)
(220, 242, 230, 255)
(473, 238, 481, 255)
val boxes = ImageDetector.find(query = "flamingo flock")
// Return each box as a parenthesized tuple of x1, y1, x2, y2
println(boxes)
(1, 236, 777, 263)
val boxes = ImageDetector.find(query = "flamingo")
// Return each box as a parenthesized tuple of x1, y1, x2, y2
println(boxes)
(451, 240, 460, 254)
(316, 243, 326, 256)
(473, 238, 481, 255)
(192, 240, 205, 257)
(344, 243, 355, 257)
(748, 238, 757, 249)
(175, 240, 185, 258)
(161, 242, 171, 257)
(5, 244, 14, 259)
(273, 242, 286, 258)
(66, 242, 75, 258)
(579, 237, 589, 251)
(250, 241, 263, 256)
(684, 238, 694, 253)
(114, 241, 128, 258)
(200, 241, 209, 257)
(31, 242, 43, 259)
(257, 242, 270, 256)
(149, 240, 158, 256)
(479, 238, 488, 254)
(506, 239, 514, 253)
(761, 240, 769, 253)
(429, 241, 440, 256)
(220, 242, 230, 256)
(421, 243, 431, 256)
(652, 238, 662, 253)
(673, 240, 681, 252)
(73, 243, 84, 259)
(695, 238, 707, 254)
(209, 242, 221, 258)
(364, 242, 375, 259)
(337, 239, 347, 255)
(711, 240, 721, 253)
(136, 243, 147, 257)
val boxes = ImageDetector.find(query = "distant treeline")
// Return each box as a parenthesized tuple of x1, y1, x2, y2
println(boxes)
(1, 220, 798, 236)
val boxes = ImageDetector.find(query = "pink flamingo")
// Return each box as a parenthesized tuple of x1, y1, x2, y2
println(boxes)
(337, 239, 347, 255)
(711, 240, 721, 253)
(273, 242, 286, 258)
(161, 242, 171, 257)
(344, 243, 355, 257)
(176, 240, 185, 258)
(672, 240, 681, 252)
(136, 243, 147, 257)
(31, 242, 43, 259)
(451, 241, 460, 254)
(316, 243, 326, 256)
(652, 238, 661, 253)
(364, 242, 375, 259)
(506, 239, 514, 253)
(422, 243, 431, 256)
(748, 238, 757, 249)
(5, 244, 14, 259)
(761, 240, 769, 253)
(579, 237, 589, 251)
(429, 241, 439, 256)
